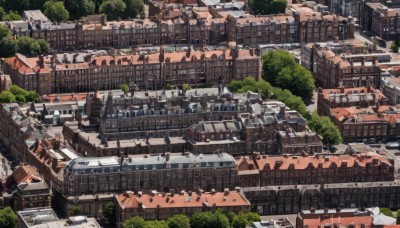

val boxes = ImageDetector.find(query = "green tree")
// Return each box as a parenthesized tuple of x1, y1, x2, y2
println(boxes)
(380, 208, 394, 217)
(275, 65, 315, 100)
(0, 36, 17, 57)
(182, 83, 190, 91)
(241, 212, 260, 224)
(225, 211, 237, 226)
(397, 209, 400, 224)
(30, 41, 41, 55)
(99, 0, 126, 20)
(168, 214, 191, 228)
(15, 94, 26, 102)
(123, 216, 146, 228)
(2, 0, 30, 13)
(17, 36, 35, 56)
(391, 43, 399, 53)
(308, 112, 342, 145)
(249, 0, 287, 19)
(103, 201, 115, 224)
(71, 205, 81, 216)
(0, 206, 17, 228)
(0, 91, 16, 103)
(165, 83, 172, 90)
(0, 7, 4, 19)
(232, 216, 248, 228)
(26, 91, 40, 102)
(123, 0, 144, 19)
(2, 11, 22, 21)
(145, 220, 168, 228)
(228, 77, 273, 98)
(44, 0, 69, 23)
(262, 50, 296, 85)
(37, 39, 49, 54)
(0, 24, 11, 39)
(10, 85, 29, 97)
(191, 211, 229, 228)
(120, 84, 129, 95)
(64, 0, 95, 20)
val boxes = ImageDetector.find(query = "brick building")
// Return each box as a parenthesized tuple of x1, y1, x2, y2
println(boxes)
(330, 107, 400, 143)
(115, 189, 250, 227)
(296, 208, 373, 228)
(362, 3, 400, 40)
(305, 46, 381, 88)
(227, 15, 299, 46)
(62, 89, 322, 157)
(2, 47, 261, 94)
(317, 86, 388, 116)
(290, 3, 355, 43)
(243, 181, 400, 215)
(2, 165, 51, 211)
(381, 76, 400, 105)
(236, 152, 394, 187)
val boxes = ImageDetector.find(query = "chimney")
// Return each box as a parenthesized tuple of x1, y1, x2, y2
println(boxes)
(159, 47, 165, 62)
(211, 189, 216, 195)
(38, 55, 45, 68)
(224, 188, 229, 196)
(165, 153, 170, 161)
(170, 189, 175, 197)
(249, 49, 254, 56)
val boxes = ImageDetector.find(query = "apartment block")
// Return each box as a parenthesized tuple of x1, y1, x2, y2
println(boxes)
(2, 48, 261, 95)
(317, 86, 388, 116)
(362, 3, 400, 40)
(115, 189, 250, 226)
(305, 45, 381, 88)
(1, 165, 50, 211)
(381, 76, 400, 105)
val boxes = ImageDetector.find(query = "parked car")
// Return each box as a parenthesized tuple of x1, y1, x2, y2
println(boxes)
(386, 142, 400, 149)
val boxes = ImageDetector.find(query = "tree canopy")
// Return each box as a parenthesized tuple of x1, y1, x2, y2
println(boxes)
(168, 214, 191, 228)
(120, 84, 129, 95)
(99, 0, 126, 21)
(0, 206, 17, 228)
(2, 10, 22, 21)
(0, 85, 40, 103)
(64, 0, 95, 20)
(16, 36, 49, 56)
(249, 0, 287, 20)
(262, 50, 315, 101)
(103, 201, 115, 224)
(44, 0, 69, 23)
(123, 216, 146, 228)
(190, 210, 230, 228)
(380, 208, 394, 218)
(308, 112, 342, 145)
(123, 0, 144, 19)
(0, 25, 16, 57)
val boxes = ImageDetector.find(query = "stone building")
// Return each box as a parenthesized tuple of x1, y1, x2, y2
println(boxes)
(317, 86, 388, 116)
(115, 189, 250, 227)
(63, 89, 322, 157)
(2, 47, 261, 94)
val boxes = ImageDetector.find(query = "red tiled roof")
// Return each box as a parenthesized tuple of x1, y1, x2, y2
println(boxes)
(254, 153, 391, 171)
(116, 191, 250, 210)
